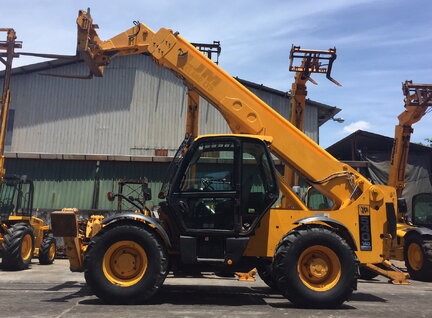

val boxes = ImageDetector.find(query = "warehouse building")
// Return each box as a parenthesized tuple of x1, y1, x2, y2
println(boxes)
(327, 130, 432, 215)
(0, 54, 340, 213)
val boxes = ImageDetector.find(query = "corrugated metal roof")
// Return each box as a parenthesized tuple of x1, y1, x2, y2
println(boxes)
(326, 129, 432, 160)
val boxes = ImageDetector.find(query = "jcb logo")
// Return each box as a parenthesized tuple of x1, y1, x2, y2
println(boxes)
(184, 56, 222, 91)
(358, 205, 370, 216)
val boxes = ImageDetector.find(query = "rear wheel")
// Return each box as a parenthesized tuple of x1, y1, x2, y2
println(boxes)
(1, 223, 35, 270)
(84, 222, 168, 304)
(256, 261, 278, 290)
(39, 234, 56, 265)
(404, 235, 432, 281)
(359, 265, 378, 280)
(273, 227, 356, 308)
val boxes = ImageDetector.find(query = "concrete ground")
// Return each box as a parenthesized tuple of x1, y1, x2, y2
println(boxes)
(0, 260, 431, 318)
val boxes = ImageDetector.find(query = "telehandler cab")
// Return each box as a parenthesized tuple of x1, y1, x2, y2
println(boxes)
(51, 9, 400, 308)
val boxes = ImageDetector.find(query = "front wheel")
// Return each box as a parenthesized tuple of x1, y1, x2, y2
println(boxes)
(1, 223, 35, 271)
(256, 261, 278, 290)
(39, 234, 56, 265)
(273, 227, 356, 308)
(404, 235, 432, 282)
(84, 222, 169, 304)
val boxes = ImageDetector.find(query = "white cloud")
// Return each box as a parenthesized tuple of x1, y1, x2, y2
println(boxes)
(342, 120, 371, 134)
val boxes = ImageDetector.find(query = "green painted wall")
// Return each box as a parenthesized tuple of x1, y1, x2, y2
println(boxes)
(4, 159, 169, 211)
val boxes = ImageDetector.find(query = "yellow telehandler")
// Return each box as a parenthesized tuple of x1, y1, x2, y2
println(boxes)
(0, 28, 56, 270)
(386, 81, 432, 281)
(51, 9, 401, 308)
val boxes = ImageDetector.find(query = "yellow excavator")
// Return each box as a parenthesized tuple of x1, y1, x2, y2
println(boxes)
(0, 29, 56, 270)
(51, 9, 401, 308)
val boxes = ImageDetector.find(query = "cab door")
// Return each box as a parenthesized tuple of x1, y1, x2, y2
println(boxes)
(170, 137, 240, 235)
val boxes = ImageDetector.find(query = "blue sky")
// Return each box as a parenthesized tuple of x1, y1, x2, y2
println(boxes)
(2, 0, 431, 147)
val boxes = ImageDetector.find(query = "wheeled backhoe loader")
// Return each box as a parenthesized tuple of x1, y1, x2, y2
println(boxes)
(0, 29, 56, 270)
(51, 9, 401, 308)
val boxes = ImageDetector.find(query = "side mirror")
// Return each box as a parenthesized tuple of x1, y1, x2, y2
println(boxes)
(107, 192, 115, 202)
(292, 186, 301, 196)
(397, 198, 408, 214)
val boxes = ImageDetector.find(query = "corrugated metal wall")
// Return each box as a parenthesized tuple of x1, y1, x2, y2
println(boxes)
(3, 55, 318, 157)
(5, 159, 96, 209)
(4, 158, 167, 210)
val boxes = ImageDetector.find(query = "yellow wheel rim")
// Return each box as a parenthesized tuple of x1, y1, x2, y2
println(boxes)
(48, 243, 56, 261)
(408, 242, 423, 271)
(21, 234, 33, 261)
(298, 245, 341, 291)
(103, 240, 148, 287)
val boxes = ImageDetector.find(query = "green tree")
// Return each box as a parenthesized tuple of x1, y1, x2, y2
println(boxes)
(416, 138, 432, 147)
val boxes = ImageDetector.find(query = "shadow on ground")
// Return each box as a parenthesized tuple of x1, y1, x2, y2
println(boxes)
(43, 281, 91, 303)
(72, 284, 383, 310)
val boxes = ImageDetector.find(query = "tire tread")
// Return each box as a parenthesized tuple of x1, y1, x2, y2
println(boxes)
(1, 223, 35, 270)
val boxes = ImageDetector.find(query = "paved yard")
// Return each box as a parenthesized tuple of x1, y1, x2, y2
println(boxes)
(0, 260, 431, 318)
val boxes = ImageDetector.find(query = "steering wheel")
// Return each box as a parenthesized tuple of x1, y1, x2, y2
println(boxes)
(201, 178, 214, 191)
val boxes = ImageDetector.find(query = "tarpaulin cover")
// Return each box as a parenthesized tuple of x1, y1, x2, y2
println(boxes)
(363, 151, 432, 217)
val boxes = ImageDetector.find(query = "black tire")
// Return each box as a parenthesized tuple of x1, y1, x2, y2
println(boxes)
(359, 265, 378, 280)
(404, 234, 432, 282)
(256, 261, 278, 290)
(39, 234, 56, 265)
(84, 221, 169, 304)
(1, 223, 35, 271)
(273, 226, 357, 308)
